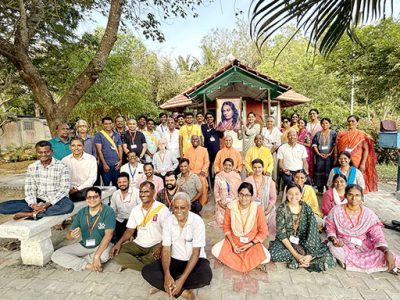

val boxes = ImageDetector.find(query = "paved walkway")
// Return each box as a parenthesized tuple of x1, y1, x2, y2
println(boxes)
(0, 181, 399, 299)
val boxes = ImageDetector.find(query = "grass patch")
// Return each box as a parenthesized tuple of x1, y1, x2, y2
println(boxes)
(377, 162, 398, 183)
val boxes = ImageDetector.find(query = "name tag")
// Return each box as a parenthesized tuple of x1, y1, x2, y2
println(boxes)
(210, 136, 216, 142)
(350, 237, 362, 246)
(85, 239, 96, 247)
(289, 235, 300, 245)
(240, 236, 249, 243)
(321, 145, 329, 150)
(131, 144, 137, 149)
(225, 196, 233, 203)
(110, 146, 116, 151)
(254, 198, 262, 205)
(345, 147, 353, 153)
(138, 227, 148, 235)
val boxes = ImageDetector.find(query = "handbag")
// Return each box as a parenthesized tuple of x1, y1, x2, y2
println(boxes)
(380, 120, 397, 132)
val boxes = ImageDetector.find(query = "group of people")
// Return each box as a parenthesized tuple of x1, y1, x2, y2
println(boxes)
(0, 108, 397, 299)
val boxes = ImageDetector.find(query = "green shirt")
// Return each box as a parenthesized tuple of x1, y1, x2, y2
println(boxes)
(71, 204, 116, 248)
(49, 136, 72, 160)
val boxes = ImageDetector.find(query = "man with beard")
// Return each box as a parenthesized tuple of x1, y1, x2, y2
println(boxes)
(245, 134, 274, 176)
(110, 181, 170, 271)
(123, 118, 147, 163)
(110, 172, 141, 241)
(176, 114, 185, 129)
(176, 159, 202, 215)
(142, 192, 212, 299)
(156, 171, 180, 209)
(137, 115, 147, 132)
(137, 163, 164, 195)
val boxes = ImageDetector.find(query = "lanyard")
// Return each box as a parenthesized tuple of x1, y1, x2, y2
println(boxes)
(164, 187, 179, 206)
(238, 203, 251, 232)
(290, 205, 302, 236)
(159, 151, 166, 164)
(119, 190, 133, 205)
(252, 175, 264, 198)
(344, 206, 363, 228)
(130, 130, 137, 144)
(86, 206, 103, 237)
(128, 164, 137, 178)
(226, 180, 231, 195)
(186, 125, 193, 137)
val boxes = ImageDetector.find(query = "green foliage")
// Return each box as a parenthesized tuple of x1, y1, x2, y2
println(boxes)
(376, 163, 398, 182)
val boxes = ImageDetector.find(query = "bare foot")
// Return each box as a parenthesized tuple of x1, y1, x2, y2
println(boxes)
(149, 287, 160, 295)
(13, 212, 33, 220)
(181, 290, 195, 300)
(85, 263, 94, 271)
(53, 223, 64, 230)
(118, 266, 127, 272)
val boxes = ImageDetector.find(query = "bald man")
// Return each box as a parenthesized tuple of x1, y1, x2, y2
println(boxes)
(213, 135, 243, 174)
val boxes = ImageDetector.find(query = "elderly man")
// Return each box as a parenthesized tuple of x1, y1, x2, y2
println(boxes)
(76, 119, 96, 156)
(277, 129, 309, 187)
(94, 116, 123, 186)
(162, 117, 180, 160)
(184, 135, 210, 205)
(144, 118, 161, 163)
(0, 141, 74, 220)
(179, 112, 202, 157)
(245, 134, 274, 176)
(177, 159, 202, 215)
(62, 137, 97, 202)
(213, 135, 243, 174)
(51, 187, 115, 272)
(261, 116, 282, 181)
(123, 118, 147, 163)
(110, 181, 170, 271)
(141, 192, 212, 299)
(110, 172, 141, 241)
(49, 123, 71, 160)
(114, 116, 127, 143)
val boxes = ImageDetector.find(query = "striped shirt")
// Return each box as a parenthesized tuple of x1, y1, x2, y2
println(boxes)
(25, 158, 70, 205)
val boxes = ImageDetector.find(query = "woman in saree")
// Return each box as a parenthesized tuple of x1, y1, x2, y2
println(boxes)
(326, 184, 400, 274)
(297, 118, 313, 179)
(335, 115, 377, 192)
(240, 112, 261, 154)
(214, 158, 242, 227)
(327, 151, 365, 190)
(270, 183, 336, 272)
(290, 112, 300, 131)
(322, 173, 347, 216)
(312, 117, 337, 194)
(306, 109, 322, 140)
(244, 158, 277, 240)
(211, 182, 270, 273)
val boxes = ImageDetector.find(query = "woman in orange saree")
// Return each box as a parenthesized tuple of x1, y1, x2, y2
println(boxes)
(335, 115, 377, 193)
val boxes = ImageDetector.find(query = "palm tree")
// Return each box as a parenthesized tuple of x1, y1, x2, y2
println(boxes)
(250, 0, 393, 56)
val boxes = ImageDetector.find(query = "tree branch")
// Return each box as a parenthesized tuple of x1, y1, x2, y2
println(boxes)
(58, 0, 124, 114)
(15, 0, 29, 47)
(27, 0, 45, 40)
(0, 37, 17, 63)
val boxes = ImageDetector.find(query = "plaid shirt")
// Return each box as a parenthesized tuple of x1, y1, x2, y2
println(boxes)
(156, 187, 180, 209)
(25, 158, 70, 205)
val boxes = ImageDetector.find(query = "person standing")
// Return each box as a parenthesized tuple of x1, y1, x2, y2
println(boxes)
(179, 112, 202, 157)
(114, 115, 127, 144)
(94, 116, 123, 186)
(201, 112, 223, 177)
(62, 137, 97, 202)
(241, 112, 261, 154)
(162, 117, 180, 160)
(49, 123, 72, 160)
(156, 112, 168, 136)
(261, 116, 282, 181)
(137, 115, 147, 132)
(123, 118, 147, 163)
(76, 119, 96, 156)
(306, 109, 322, 140)
(142, 192, 212, 299)
(196, 112, 205, 126)
(144, 118, 161, 163)
(297, 118, 313, 180)
(51, 187, 115, 272)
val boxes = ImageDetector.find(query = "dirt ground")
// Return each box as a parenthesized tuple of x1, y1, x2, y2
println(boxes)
(0, 161, 32, 174)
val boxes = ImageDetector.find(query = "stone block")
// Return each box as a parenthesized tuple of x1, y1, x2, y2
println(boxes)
(330, 286, 363, 299)
(359, 289, 390, 300)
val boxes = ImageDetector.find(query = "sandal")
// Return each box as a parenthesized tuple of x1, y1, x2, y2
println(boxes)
(382, 222, 400, 232)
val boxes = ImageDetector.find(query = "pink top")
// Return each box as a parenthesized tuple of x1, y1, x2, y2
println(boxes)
(137, 175, 164, 197)
(322, 188, 345, 216)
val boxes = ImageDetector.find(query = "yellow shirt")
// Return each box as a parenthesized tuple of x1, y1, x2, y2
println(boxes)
(303, 185, 322, 217)
(179, 124, 202, 155)
(245, 146, 274, 174)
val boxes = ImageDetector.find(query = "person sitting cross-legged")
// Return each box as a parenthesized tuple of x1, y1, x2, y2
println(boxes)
(0, 140, 74, 220)
(142, 192, 212, 299)
(110, 172, 141, 241)
(62, 137, 97, 202)
(110, 181, 170, 271)
(51, 187, 115, 272)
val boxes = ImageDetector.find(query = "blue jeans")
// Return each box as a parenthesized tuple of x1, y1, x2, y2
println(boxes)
(0, 196, 74, 219)
(100, 163, 119, 187)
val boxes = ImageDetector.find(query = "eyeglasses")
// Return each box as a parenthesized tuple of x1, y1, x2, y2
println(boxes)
(87, 195, 100, 200)
(283, 121, 290, 123)
(239, 193, 252, 198)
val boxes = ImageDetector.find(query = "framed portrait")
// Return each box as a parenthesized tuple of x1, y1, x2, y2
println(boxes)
(216, 98, 242, 131)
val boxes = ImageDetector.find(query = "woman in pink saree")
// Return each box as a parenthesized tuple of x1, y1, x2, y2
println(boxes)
(326, 184, 400, 274)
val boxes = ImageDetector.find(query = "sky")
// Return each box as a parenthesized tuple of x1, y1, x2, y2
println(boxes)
(77, 1, 400, 61)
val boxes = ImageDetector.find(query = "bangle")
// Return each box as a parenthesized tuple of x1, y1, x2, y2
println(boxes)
(251, 240, 256, 245)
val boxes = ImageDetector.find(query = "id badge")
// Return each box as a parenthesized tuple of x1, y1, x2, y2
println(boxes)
(225, 196, 233, 203)
(289, 235, 300, 245)
(240, 236, 249, 243)
(110, 146, 116, 151)
(321, 145, 329, 150)
(131, 144, 137, 149)
(345, 147, 353, 153)
(350, 237, 362, 246)
(85, 239, 96, 247)
(254, 198, 262, 205)
(210, 136, 216, 142)
(138, 227, 148, 235)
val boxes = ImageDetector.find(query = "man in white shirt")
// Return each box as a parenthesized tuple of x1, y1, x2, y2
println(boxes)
(120, 151, 145, 188)
(162, 117, 180, 160)
(141, 192, 212, 299)
(110, 181, 170, 271)
(110, 172, 141, 241)
(156, 112, 168, 136)
(277, 129, 310, 187)
(62, 137, 97, 202)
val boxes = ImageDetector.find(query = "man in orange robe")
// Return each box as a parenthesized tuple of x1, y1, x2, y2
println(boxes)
(184, 135, 210, 205)
(213, 135, 243, 174)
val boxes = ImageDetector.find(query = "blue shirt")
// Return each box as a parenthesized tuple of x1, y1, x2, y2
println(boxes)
(94, 131, 122, 165)
(81, 134, 96, 157)
(49, 136, 72, 160)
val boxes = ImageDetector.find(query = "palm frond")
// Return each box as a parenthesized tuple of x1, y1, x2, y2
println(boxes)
(250, 0, 393, 56)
